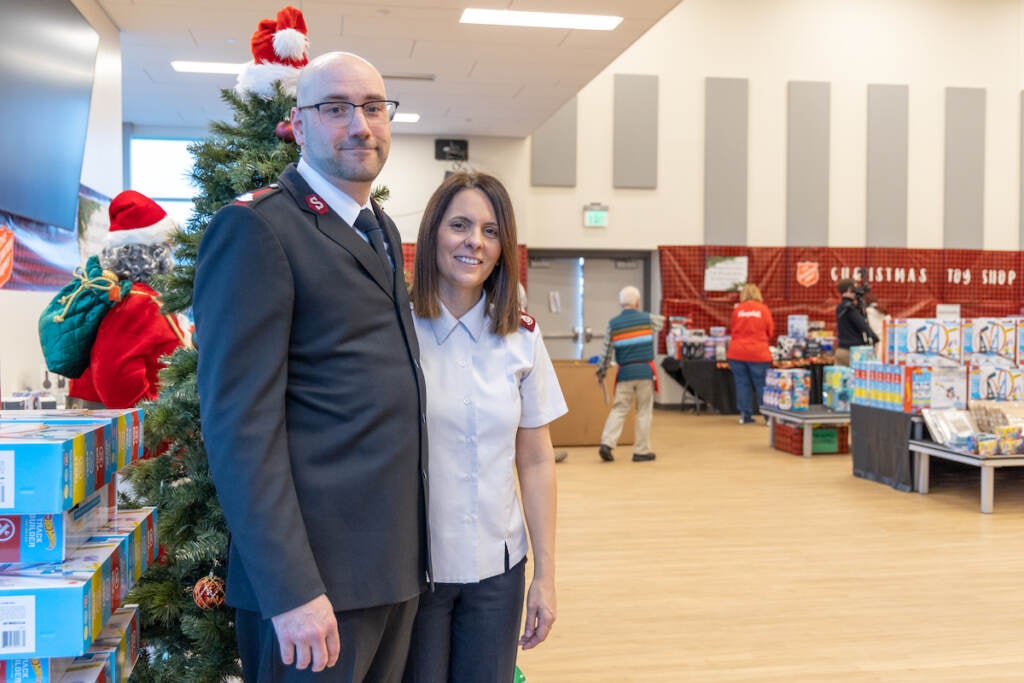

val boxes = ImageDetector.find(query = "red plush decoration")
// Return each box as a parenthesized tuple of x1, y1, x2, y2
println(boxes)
(193, 574, 226, 610)
(275, 120, 294, 143)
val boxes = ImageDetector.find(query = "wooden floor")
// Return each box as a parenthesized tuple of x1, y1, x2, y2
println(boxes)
(516, 410, 1024, 682)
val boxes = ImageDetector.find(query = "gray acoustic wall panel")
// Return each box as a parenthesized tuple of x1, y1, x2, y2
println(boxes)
(704, 77, 748, 246)
(866, 84, 909, 247)
(530, 97, 577, 187)
(613, 74, 658, 189)
(1020, 92, 1024, 249)
(786, 81, 830, 247)
(944, 87, 985, 249)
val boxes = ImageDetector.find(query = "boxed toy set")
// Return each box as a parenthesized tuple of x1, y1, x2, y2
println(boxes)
(762, 369, 811, 411)
(0, 509, 155, 660)
(0, 481, 115, 564)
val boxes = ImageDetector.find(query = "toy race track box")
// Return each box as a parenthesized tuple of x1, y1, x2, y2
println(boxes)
(0, 423, 110, 515)
(0, 481, 115, 564)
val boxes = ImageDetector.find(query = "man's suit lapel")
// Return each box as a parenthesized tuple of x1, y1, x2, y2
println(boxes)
(277, 165, 394, 298)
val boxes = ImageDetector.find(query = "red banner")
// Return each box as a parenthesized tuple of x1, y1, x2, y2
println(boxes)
(660, 246, 1024, 345)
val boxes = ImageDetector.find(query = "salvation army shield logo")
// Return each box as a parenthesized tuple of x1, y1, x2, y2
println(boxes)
(796, 261, 819, 287)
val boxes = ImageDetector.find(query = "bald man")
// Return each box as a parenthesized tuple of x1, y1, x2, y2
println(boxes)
(194, 52, 428, 682)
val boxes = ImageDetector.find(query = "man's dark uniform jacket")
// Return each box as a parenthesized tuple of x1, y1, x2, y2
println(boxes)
(193, 163, 428, 618)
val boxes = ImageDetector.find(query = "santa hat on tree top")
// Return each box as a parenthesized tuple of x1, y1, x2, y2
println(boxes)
(106, 190, 177, 249)
(235, 5, 310, 99)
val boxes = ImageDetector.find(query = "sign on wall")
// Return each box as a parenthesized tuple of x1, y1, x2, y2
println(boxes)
(660, 246, 1024, 342)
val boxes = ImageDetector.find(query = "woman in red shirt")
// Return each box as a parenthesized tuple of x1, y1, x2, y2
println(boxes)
(727, 283, 775, 424)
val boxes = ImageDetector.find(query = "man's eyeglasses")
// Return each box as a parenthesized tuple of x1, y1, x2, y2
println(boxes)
(297, 100, 399, 126)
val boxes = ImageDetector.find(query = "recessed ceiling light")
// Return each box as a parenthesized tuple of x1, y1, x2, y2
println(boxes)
(394, 113, 420, 123)
(171, 61, 245, 74)
(459, 8, 622, 31)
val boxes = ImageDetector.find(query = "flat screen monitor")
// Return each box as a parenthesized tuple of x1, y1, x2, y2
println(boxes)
(0, 0, 98, 231)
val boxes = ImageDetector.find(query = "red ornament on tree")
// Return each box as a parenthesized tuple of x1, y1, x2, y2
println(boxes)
(275, 120, 295, 143)
(193, 574, 226, 610)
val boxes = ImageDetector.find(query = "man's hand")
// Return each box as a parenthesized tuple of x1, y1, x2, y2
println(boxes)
(271, 594, 341, 672)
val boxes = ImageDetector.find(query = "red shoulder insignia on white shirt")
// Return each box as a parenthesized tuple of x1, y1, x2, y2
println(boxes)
(520, 312, 536, 331)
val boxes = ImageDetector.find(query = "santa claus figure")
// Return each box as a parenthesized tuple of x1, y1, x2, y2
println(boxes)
(67, 191, 188, 409)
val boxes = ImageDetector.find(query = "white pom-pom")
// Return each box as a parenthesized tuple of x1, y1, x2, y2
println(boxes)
(273, 27, 308, 61)
(235, 62, 301, 99)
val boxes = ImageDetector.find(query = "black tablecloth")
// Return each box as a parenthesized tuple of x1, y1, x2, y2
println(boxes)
(850, 404, 914, 491)
(661, 358, 826, 415)
(661, 358, 737, 414)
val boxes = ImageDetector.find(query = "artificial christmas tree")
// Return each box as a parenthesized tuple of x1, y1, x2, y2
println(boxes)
(119, 7, 308, 681)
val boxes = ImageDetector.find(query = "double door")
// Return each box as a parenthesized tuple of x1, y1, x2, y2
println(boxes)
(525, 253, 648, 360)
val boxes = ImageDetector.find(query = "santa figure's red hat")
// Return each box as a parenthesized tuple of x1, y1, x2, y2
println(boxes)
(106, 190, 177, 249)
(235, 6, 310, 98)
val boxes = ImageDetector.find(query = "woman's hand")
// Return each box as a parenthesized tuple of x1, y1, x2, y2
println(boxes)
(519, 573, 556, 649)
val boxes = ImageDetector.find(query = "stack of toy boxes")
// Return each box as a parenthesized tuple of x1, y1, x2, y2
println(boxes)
(852, 361, 968, 413)
(762, 369, 811, 411)
(823, 366, 853, 411)
(857, 320, 971, 413)
(0, 409, 154, 681)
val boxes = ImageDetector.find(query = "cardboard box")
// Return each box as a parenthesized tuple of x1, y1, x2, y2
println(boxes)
(0, 657, 70, 682)
(963, 318, 1017, 367)
(56, 661, 106, 683)
(0, 482, 115, 564)
(0, 509, 155, 659)
(0, 423, 110, 514)
(0, 410, 144, 472)
(0, 605, 136, 683)
(88, 605, 138, 683)
(549, 361, 633, 447)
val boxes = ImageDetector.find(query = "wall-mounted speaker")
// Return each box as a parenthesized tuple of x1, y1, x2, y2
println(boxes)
(435, 139, 469, 161)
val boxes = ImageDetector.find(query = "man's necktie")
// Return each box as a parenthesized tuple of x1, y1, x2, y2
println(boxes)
(353, 208, 392, 272)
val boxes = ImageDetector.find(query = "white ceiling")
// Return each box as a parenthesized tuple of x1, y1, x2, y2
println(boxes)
(97, 0, 682, 138)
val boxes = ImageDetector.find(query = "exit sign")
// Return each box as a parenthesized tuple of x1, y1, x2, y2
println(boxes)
(583, 203, 609, 228)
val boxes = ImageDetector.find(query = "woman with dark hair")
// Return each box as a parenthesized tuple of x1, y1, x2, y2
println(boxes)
(66, 190, 188, 409)
(727, 282, 774, 424)
(404, 171, 566, 683)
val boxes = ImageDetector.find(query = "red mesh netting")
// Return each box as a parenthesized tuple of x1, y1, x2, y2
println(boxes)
(659, 246, 1024, 352)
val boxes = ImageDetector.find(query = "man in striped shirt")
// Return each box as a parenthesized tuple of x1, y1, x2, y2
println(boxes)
(595, 286, 665, 462)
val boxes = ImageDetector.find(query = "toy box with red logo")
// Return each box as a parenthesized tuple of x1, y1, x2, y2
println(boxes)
(0, 423, 110, 515)
(888, 318, 962, 367)
(0, 411, 143, 472)
(969, 364, 1024, 401)
(0, 482, 115, 564)
(0, 511, 152, 660)
(962, 318, 1017, 367)
(0, 656, 70, 682)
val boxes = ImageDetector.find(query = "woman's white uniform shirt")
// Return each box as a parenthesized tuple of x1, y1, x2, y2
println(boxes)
(414, 294, 567, 584)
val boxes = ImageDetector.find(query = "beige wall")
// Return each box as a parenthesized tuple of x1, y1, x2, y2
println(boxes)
(0, 0, 122, 395)
(519, 0, 1024, 251)
(8, 0, 1024, 392)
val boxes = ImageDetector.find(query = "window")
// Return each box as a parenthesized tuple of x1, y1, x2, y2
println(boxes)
(128, 138, 198, 226)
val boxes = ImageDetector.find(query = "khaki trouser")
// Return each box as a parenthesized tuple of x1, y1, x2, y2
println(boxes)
(600, 379, 654, 454)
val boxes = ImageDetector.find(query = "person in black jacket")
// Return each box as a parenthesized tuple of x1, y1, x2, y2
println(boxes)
(835, 278, 879, 366)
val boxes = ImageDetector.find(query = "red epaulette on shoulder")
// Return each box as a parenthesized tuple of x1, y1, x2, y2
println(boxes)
(520, 312, 536, 331)
(232, 184, 279, 205)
